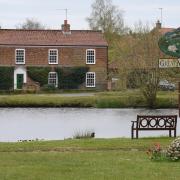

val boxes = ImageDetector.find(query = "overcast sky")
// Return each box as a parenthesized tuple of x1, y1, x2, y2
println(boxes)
(0, 0, 179, 30)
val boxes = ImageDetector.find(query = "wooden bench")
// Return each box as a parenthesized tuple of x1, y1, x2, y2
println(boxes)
(131, 115, 177, 139)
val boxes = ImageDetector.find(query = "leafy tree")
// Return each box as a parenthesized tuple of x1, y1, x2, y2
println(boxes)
(16, 18, 45, 30)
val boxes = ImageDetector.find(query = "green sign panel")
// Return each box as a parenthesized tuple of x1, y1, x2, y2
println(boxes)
(158, 28, 180, 58)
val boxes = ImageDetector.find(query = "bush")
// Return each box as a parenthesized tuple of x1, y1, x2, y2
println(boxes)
(167, 137, 180, 161)
(27, 67, 51, 86)
(146, 143, 167, 161)
(56, 67, 89, 89)
(73, 130, 95, 139)
(0, 67, 14, 90)
(41, 84, 57, 92)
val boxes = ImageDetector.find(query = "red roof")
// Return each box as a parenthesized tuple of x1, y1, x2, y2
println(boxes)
(159, 28, 175, 35)
(0, 29, 108, 46)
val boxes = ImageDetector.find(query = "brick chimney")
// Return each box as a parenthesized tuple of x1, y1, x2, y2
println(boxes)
(156, 20, 162, 29)
(61, 20, 71, 34)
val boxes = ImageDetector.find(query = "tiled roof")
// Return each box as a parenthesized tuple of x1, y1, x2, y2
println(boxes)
(0, 29, 108, 46)
(159, 28, 175, 35)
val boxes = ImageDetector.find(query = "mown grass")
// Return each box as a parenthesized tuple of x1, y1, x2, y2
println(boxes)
(0, 137, 179, 180)
(0, 90, 178, 108)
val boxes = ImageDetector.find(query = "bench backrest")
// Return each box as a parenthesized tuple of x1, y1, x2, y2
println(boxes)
(137, 115, 177, 129)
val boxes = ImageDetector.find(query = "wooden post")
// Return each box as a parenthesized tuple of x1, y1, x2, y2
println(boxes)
(179, 82, 180, 117)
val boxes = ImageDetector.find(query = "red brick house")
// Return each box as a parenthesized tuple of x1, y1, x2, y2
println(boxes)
(0, 20, 108, 90)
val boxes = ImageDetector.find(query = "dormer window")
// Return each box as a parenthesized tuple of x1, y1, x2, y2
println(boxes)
(15, 49, 25, 64)
(86, 49, 95, 64)
(48, 49, 58, 64)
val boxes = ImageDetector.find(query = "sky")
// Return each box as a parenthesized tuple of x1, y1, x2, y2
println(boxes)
(0, 0, 180, 30)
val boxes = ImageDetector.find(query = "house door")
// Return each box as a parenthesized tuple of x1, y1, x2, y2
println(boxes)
(17, 74, 24, 89)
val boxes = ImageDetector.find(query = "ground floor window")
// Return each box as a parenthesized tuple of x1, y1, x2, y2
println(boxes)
(48, 72, 58, 87)
(86, 72, 95, 87)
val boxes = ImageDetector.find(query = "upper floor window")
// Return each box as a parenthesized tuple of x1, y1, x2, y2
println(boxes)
(86, 72, 95, 87)
(48, 49, 58, 64)
(15, 49, 25, 64)
(86, 49, 95, 64)
(48, 72, 58, 87)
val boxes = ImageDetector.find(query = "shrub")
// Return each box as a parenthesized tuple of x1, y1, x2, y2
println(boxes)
(41, 84, 57, 92)
(27, 67, 51, 86)
(73, 130, 95, 139)
(146, 143, 167, 161)
(56, 67, 89, 89)
(167, 137, 180, 161)
(0, 67, 14, 90)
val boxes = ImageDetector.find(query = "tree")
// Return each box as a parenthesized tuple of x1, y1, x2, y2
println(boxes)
(87, 0, 127, 36)
(113, 24, 161, 107)
(16, 18, 45, 30)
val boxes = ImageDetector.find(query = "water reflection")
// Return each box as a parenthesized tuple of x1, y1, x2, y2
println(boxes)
(0, 108, 178, 142)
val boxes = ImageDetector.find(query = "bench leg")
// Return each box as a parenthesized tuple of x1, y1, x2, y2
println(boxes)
(131, 129, 134, 139)
(136, 129, 138, 139)
(169, 130, 172, 137)
(174, 130, 176, 138)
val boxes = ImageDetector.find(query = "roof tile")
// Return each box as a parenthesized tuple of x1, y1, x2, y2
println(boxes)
(0, 29, 108, 46)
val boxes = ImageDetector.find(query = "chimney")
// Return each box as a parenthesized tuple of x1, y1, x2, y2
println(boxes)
(61, 20, 71, 34)
(156, 20, 162, 29)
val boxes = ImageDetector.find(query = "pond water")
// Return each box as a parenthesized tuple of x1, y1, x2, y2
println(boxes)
(0, 108, 179, 142)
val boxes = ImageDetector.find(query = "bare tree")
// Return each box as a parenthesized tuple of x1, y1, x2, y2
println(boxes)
(16, 18, 45, 30)
(114, 24, 161, 107)
(87, 0, 127, 35)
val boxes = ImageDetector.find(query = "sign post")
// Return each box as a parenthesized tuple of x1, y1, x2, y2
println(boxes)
(158, 28, 180, 116)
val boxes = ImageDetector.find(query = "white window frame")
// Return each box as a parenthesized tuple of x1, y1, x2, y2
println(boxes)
(86, 49, 96, 64)
(86, 72, 96, 87)
(48, 49, 58, 64)
(48, 72, 58, 87)
(15, 49, 25, 64)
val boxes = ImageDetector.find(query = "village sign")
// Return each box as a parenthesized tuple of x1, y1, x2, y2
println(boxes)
(158, 28, 180, 68)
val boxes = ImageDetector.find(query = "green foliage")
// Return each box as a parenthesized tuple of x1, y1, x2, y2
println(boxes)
(127, 70, 148, 89)
(41, 84, 58, 92)
(147, 143, 168, 161)
(27, 67, 51, 86)
(55, 67, 89, 89)
(73, 130, 95, 139)
(0, 66, 14, 90)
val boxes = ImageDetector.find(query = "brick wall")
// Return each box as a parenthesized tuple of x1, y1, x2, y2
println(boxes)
(0, 46, 108, 90)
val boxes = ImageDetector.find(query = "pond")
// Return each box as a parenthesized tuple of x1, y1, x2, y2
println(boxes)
(0, 108, 179, 142)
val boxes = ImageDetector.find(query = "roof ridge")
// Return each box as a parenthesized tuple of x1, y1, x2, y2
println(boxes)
(0, 29, 102, 33)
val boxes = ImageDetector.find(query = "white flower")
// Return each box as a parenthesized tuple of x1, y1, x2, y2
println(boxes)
(168, 45, 178, 52)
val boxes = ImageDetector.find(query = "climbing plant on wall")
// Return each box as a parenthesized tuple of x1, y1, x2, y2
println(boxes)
(0, 66, 14, 90)
(55, 67, 89, 89)
(27, 67, 51, 86)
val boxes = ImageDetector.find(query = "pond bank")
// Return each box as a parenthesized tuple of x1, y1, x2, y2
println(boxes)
(0, 91, 178, 108)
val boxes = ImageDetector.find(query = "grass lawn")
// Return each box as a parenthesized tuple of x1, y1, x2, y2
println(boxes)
(0, 90, 178, 108)
(0, 137, 179, 180)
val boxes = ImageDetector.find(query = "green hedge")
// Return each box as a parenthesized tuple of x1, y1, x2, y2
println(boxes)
(0, 67, 14, 90)
(56, 67, 89, 89)
(27, 67, 51, 86)
(27, 66, 89, 89)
